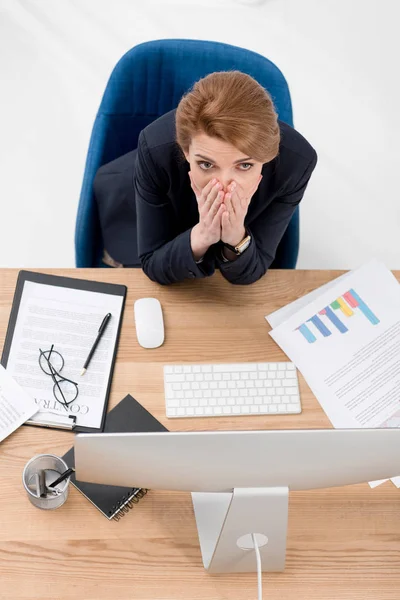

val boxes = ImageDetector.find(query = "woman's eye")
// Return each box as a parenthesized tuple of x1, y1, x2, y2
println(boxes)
(238, 163, 254, 171)
(198, 162, 213, 170)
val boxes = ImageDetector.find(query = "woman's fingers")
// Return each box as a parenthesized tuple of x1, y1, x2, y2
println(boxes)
(224, 192, 235, 216)
(221, 208, 230, 230)
(211, 203, 226, 229)
(202, 182, 221, 215)
(208, 190, 224, 220)
(199, 178, 219, 206)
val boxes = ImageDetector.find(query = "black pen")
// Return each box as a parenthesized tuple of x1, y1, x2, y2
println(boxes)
(48, 468, 75, 488)
(81, 312, 112, 376)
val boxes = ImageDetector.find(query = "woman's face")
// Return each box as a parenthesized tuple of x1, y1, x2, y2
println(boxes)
(184, 133, 263, 197)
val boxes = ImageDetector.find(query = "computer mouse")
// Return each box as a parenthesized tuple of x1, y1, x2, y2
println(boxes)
(134, 298, 165, 349)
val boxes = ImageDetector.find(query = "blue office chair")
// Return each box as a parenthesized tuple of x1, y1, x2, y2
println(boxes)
(75, 39, 296, 268)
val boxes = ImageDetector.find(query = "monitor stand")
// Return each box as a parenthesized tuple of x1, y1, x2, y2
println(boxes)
(191, 487, 289, 574)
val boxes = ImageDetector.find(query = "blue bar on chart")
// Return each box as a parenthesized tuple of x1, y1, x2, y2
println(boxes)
(307, 315, 332, 338)
(319, 306, 349, 334)
(297, 323, 317, 343)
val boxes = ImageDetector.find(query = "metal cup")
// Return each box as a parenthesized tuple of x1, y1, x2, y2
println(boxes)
(22, 454, 70, 510)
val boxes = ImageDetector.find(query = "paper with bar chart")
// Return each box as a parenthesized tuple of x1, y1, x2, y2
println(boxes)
(269, 259, 400, 487)
(296, 288, 380, 344)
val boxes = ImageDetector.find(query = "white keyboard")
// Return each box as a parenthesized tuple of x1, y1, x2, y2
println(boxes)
(164, 362, 301, 418)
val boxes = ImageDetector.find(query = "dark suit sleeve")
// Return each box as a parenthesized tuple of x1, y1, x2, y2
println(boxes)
(135, 132, 215, 285)
(219, 151, 318, 285)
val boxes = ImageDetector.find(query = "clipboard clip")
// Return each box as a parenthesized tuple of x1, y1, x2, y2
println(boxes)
(27, 410, 77, 431)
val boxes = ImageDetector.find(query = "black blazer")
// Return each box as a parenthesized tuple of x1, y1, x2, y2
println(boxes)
(94, 109, 317, 285)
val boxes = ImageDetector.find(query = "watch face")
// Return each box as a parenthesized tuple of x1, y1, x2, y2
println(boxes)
(237, 236, 251, 253)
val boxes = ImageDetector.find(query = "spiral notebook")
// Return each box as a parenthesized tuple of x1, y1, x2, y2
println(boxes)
(63, 394, 168, 520)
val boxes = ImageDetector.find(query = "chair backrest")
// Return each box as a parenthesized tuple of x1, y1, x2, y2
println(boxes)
(75, 39, 294, 268)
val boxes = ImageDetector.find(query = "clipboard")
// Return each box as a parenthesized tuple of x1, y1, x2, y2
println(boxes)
(1, 270, 127, 433)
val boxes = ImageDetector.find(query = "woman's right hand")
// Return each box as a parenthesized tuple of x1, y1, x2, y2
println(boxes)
(189, 173, 225, 259)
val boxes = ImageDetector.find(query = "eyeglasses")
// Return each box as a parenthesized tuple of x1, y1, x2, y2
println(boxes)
(38, 345, 79, 409)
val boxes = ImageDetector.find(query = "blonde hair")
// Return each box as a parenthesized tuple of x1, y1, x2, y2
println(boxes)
(175, 71, 280, 163)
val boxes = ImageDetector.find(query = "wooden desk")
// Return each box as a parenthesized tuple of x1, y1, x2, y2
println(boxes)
(1, 268, 400, 600)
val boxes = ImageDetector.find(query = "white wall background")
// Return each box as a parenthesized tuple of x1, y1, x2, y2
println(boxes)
(1, 0, 399, 269)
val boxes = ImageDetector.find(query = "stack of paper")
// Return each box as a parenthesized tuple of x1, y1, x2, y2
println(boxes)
(0, 364, 38, 443)
(266, 259, 400, 488)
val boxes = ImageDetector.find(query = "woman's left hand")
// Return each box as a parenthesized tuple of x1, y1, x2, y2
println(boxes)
(221, 176, 262, 246)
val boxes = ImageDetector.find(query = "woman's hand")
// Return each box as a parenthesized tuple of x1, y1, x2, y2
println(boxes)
(189, 173, 225, 260)
(221, 176, 262, 247)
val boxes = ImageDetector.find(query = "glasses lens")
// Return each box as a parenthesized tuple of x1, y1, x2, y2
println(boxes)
(53, 380, 78, 405)
(40, 350, 64, 375)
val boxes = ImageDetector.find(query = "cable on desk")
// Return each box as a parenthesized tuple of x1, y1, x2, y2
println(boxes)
(252, 533, 263, 600)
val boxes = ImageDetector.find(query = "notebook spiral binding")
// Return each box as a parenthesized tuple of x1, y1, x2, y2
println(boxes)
(112, 488, 148, 521)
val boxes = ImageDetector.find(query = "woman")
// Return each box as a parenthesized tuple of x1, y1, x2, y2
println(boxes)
(95, 71, 317, 284)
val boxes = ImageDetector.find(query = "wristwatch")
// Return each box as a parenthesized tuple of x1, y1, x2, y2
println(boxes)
(223, 232, 252, 256)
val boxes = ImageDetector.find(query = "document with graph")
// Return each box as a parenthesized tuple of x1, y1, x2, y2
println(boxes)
(269, 259, 400, 486)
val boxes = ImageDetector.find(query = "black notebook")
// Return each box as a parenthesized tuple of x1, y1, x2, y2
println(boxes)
(63, 394, 168, 520)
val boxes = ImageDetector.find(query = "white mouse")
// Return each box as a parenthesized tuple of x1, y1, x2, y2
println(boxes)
(134, 298, 165, 349)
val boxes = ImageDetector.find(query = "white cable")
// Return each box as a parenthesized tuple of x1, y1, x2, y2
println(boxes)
(251, 533, 263, 600)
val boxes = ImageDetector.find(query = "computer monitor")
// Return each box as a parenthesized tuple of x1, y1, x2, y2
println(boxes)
(74, 428, 400, 574)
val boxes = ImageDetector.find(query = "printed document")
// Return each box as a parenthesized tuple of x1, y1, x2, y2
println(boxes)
(0, 364, 38, 442)
(5, 281, 123, 429)
(268, 260, 400, 486)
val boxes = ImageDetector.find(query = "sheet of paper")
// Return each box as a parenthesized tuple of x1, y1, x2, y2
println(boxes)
(0, 364, 38, 442)
(269, 259, 400, 486)
(5, 281, 123, 429)
(266, 271, 352, 328)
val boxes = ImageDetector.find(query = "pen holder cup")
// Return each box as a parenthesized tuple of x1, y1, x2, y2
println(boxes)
(22, 454, 70, 510)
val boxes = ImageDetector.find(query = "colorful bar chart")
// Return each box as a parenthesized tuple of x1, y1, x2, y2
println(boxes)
(297, 288, 380, 343)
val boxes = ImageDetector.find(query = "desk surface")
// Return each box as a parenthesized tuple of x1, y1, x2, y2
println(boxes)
(1, 268, 400, 600)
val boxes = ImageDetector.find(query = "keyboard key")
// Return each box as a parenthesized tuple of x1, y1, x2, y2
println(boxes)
(286, 371, 297, 378)
(282, 379, 296, 387)
(168, 400, 180, 408)
(167, 374, 185, 383)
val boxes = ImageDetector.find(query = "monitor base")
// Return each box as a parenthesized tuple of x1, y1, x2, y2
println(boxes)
(192, 486, 289, 574)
